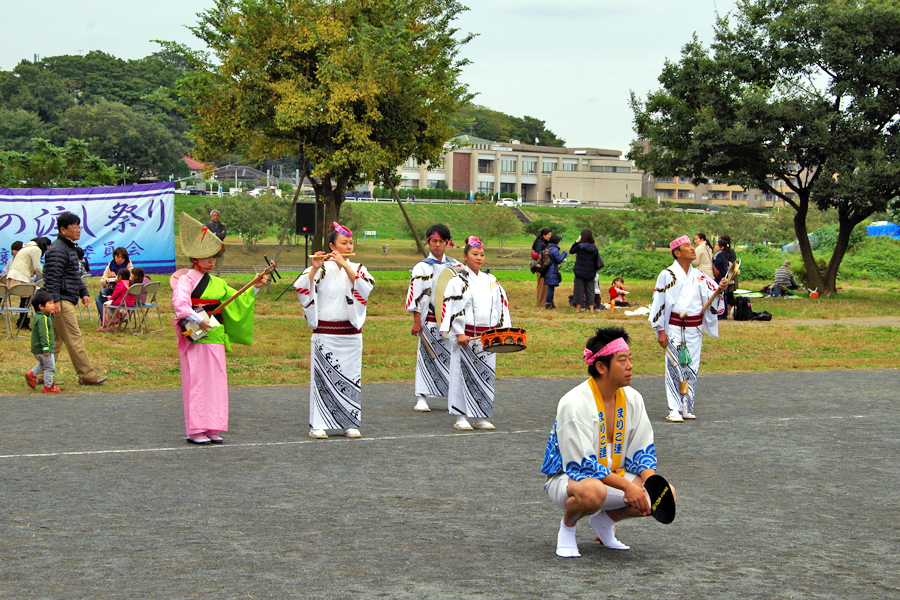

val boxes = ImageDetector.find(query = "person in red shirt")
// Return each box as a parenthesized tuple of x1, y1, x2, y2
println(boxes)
(608, 277, 631, 307)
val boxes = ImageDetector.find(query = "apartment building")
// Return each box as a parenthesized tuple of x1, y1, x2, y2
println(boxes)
(396, 135, 642, 206)
(642, 174, 797, 209)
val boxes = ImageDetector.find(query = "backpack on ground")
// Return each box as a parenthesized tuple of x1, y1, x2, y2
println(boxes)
(536, 248, 552, 274)
(733, 297, 753, 321)
(751, 310, 772, 321)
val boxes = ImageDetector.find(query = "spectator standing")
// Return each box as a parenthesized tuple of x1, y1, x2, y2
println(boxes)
(569, 229, 603, 314)
(691, 233, 715, 278)
(543, 234, 567, 309)
(719, 234, 737, 307)
(206, 210, 227, 276)
(532, 228, 552, 307)
(95, 247, 133, 319)
(712, 240, 730, 319)
(6, 237, 52, 330)
(25, 291, 61, 393)
(42, 212, 107, 386)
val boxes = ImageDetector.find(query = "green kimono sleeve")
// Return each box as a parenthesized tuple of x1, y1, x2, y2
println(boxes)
(196, 276, 256, 352)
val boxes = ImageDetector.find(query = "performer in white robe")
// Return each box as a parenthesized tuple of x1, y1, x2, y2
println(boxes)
(405, 224, 462, 412)
(541, 327, 661, 557)
(439, 236, 510, 431)
(296, 222, 374, 439)
(649, 235, 725, 422)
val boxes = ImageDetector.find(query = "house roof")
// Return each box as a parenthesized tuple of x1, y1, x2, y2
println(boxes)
(183, 155, 214, 171)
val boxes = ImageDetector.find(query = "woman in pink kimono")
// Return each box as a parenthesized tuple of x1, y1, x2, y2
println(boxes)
(171, 212, 268, 444)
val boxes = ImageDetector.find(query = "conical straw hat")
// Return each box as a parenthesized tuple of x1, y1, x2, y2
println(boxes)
(180, 211, 225, 258)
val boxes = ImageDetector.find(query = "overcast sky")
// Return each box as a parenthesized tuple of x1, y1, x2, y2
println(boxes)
(2, 0, 736, 155)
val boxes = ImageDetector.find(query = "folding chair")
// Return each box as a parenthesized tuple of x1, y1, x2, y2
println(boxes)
(136, 281, 163, 333)
(100, 283, 144, 334)
(123, 283, 146, 335)
(77, 274, 93, 323)
(5, 283, 36, 340)
(0, 283, 8, 338)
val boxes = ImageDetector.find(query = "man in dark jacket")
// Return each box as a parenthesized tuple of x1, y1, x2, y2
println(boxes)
(206, 210, 227, 276)
(42, 212, 107, 385)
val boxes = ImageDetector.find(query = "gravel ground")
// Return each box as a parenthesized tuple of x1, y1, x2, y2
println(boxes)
(1, 370, 898, 599)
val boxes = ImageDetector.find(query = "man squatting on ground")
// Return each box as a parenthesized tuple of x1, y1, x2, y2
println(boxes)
(296, 222, 375, 439)
(541, 327, 663, 557)
(649, 235, 726, 422)
(406, 224, 462, 412)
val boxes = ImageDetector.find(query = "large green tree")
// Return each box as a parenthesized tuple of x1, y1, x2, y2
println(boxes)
(164, 0, 472, 252)
(0, 138, 118, 188)
(456, 104, 566, 146)
(628, 0, 900, 294)
(0, 61, 73, 124)
(60, 99, 188, 182)
(0, 108, 51, 152)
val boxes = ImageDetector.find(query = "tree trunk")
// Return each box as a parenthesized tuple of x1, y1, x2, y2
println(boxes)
(792, 195, 826, 295)
(387, 175, 427, 257)
(309, 174, 347, 252)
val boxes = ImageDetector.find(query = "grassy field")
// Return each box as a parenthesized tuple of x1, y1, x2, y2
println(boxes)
(1, 268, 897, 396)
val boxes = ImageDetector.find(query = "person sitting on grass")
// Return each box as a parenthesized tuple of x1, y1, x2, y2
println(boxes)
(25, 291, 62, 393)
(609, 277, 631, 307)
(771, 261, 800, 296)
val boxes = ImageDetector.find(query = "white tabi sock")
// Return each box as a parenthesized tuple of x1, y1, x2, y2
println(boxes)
(556, 519, 581, 558)
(589, 511, 630, 550)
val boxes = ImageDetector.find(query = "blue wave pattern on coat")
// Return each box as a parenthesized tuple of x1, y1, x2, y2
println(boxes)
(541, 422, 611, 480)
(624, 444, 658, 474)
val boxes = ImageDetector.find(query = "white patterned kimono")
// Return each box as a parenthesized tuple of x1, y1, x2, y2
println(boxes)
(405, 253, 462, 399)
(439, 266, 510, 418)
(295, 261, 374, 430)
(648, 261, 723, 414)
(541, 381, 657, 504)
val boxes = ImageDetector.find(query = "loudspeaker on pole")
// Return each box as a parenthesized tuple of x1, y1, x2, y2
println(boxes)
(296, 202, 317, 236)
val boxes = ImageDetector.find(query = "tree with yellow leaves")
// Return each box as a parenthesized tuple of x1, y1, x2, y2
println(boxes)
(162, 0, 473, 251)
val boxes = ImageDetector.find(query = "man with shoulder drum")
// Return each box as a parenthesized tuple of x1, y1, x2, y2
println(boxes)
(649, 235, 726, 422)
(541, 327, 673, 558)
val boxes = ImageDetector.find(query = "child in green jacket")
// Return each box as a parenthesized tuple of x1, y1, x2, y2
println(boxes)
(25, 291, 61, 393)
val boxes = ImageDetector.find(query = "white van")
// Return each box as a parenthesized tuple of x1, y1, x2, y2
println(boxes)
(554, 198, 581, 205)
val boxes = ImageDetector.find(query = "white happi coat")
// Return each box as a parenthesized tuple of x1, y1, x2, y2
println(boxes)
(405, 253, 462, 398)
(295, 261, 374, 430)
(439, 266, 510, 418)
(649, 261, 723, 413)
(541, 381, 657, 482)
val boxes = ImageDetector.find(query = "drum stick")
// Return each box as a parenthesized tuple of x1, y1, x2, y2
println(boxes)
(307, 253, 356, 258)
(418, 332, 437, 360)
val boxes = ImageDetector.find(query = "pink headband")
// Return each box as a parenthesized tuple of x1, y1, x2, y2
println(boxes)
(332, 221, 352, 238)
(584, 338, 630, 366)
(427, 231, 444, 240)
(466, 236, 483, 249)
(670, 235, 690, 250)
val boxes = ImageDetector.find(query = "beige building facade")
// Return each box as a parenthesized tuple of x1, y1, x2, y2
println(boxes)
(396, 136, 642, 206)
